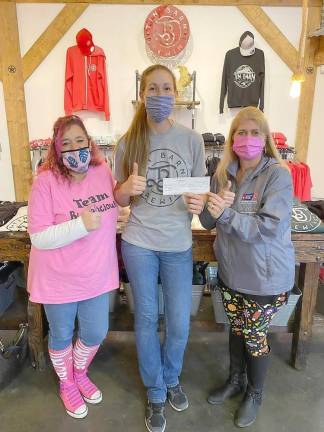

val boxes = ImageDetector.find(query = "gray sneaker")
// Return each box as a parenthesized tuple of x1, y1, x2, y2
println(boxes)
(145, 401, 166, 432)
(167, 384, 189, 412)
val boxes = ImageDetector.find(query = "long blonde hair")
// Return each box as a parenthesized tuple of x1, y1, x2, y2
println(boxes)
(216, 106, 284, 190)
(116, 64, 177, 181)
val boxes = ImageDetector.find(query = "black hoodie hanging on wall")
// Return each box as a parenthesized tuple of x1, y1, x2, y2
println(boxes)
(219, 31, 265, 114)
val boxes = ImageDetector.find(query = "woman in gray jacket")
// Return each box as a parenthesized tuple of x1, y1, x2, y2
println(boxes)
(200, 106, 294, 428)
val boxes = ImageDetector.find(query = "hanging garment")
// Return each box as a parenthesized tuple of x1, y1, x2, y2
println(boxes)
(287, 161, 312, 201)
(64, 45, 110, 120)
(206, 156, 220, 178)
(219, 47, 265, 114)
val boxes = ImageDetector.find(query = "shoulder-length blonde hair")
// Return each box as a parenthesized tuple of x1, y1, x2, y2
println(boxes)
(116, 64, 177, 181)
(216, 106, 284, 190)
(40, 115, 104, 180)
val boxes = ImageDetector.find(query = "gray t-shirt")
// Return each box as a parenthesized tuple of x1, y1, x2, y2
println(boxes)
(114, 122, 206, 252)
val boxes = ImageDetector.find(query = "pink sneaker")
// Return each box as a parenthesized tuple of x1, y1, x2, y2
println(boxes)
(75, 372, 102, 404)
(60, 381, 88, 418)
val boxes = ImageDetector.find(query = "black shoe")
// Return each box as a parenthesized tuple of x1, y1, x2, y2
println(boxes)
(167, 384, 189, 412)
(145, 401, 166, 432)
(235, 390, 262, 428)
(235, 350, 271, 427)
(246, 350, 270, 392)
(207, 373, 246, 405)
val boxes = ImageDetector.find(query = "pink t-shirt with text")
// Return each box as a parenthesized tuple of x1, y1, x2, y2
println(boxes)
(27, 163, 119, 304)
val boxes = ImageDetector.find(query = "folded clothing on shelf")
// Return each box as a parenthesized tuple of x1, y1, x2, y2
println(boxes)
(0, 206, 28, 232)
(302, 200, 324, 220)
(29, 138, 51, 149)
(271, 132, 288, 148)
(202, 132, 225, 146)
(0, 202, 27, 228)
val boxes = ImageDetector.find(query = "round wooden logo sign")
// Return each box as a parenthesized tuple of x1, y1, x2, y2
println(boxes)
(144, 5, 190, 58)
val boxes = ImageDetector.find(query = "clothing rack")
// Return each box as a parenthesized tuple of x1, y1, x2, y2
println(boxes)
(205, 145, 225, 178)
(205, 144, 225, 159)
(277, 147, 296, 161)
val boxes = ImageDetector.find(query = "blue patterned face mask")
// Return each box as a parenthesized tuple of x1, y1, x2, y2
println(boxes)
(145, 95, 174, 123)
(62, 147, 91, 173)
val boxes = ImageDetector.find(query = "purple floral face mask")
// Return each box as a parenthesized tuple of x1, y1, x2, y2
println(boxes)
(62, 147, 91, 173)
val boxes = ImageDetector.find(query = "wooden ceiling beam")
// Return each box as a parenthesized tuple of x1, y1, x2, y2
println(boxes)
(0, 3, 88, 82)
(1, 0, 321, 6)
(23, 3, 89, 81)
(238, 5, 299, 72)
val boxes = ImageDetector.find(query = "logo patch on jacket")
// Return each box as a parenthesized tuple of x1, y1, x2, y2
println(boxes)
(239, 192, 258, 214)
(242, 192, 257, 201)
(88, 64, 97, 73)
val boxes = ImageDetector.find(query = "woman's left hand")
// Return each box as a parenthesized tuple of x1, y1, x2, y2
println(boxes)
(183, 193, 206, 215)
(218, 181, 235, 208)
(207, 192, 227, 219)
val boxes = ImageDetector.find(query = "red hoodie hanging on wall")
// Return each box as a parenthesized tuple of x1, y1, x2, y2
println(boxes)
(64, 28, 110, 120)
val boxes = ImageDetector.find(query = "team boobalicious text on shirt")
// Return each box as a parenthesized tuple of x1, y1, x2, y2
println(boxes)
(69, 192, 117, 219)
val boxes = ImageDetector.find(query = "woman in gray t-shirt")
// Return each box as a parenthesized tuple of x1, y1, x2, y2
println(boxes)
(114, 65, 205, 432)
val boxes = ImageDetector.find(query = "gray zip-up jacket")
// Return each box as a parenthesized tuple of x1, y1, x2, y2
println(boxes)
(200, 156, 295, 295)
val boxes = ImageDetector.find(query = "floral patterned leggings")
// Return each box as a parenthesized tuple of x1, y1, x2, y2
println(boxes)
(220, 283, 288, 357)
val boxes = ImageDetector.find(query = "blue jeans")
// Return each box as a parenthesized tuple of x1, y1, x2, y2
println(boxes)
(44, 292, 110, 350)
(121, 240, 193, 403)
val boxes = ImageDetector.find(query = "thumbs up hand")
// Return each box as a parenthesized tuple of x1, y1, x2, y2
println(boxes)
(225, 180, 232, 191)
(81, 205, 101, 232)
(219, 179, 235, 208)
(132, 162, 139, 177)
(123, 162, 147, 197)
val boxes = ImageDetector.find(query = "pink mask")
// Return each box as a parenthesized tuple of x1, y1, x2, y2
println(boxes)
(233, 136, 264, 160)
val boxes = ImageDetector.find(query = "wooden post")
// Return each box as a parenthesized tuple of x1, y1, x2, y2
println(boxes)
(0, 2, 32, 201)
(295, 6, 321, 162)
(314, 36, 324, 65)
(291, 262, 321, 369)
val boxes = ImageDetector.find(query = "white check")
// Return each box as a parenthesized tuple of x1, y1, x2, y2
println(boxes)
(163, 177, 210, 195)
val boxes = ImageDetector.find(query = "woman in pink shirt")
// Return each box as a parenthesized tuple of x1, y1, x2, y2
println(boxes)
(27, 115, 119, 419)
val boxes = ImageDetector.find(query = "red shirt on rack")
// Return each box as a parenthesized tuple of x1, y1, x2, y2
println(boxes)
(287, 161, 312, 201)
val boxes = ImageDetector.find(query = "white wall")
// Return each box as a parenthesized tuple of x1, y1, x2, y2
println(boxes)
(0, 83, 15, 200)
(307, 69, 324, 200)
(0, 4, 323, 199)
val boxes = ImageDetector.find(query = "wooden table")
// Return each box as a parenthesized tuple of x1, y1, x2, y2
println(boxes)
(0, 230, 324, 371)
